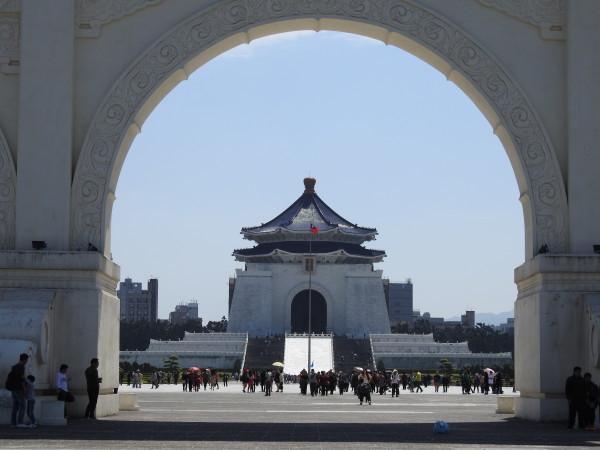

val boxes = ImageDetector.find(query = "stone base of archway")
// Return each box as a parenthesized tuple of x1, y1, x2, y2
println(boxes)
(514, 255, 600, 421)
(0, 251, 121, 418)
(515, 396, 565, 422)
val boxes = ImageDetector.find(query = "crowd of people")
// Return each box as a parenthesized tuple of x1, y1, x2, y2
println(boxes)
(458, 369, 505, 395)
(181, 369, 229, 392)
(9, 353, 597, 431)
(238, 369, 284, 395)
(5, 353, 102, 428)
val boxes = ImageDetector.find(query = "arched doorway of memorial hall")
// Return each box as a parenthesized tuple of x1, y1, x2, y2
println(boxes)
(291, 290, 328, 334)
(62, 0, 576, 422)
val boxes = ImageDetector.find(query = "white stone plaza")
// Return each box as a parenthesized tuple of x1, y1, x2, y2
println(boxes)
(6, 383, 600, 449)
(0, 0, 599, 427)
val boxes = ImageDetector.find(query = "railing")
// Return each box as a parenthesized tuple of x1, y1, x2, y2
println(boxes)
(285, 332, 333, 337)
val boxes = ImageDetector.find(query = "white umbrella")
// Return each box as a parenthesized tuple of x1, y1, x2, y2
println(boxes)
(353, 367, 363, 372)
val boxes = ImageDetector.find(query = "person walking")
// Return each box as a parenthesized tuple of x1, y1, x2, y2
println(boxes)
(566, 366, 585, 429)
(414, 371, 423, 393)
(357, 370, 372, 405)
(474, 372, 481, 393)
(390, 370, 400, 398)
(265, 369, 273, 396)
(442, 374, 450, 393)
(309, 369, 318, 397)
(84, 358, 102, 419)
(6, 353, 28, 428)
(338, 371, 347, 395)
(433, 373, 441, 393)
(299, 369, 308, 395)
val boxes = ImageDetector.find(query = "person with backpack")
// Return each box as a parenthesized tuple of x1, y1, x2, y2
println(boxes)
(6, 353, 29, 428)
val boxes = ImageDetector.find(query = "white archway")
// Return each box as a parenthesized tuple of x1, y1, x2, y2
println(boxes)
(70, 0, 569, 260)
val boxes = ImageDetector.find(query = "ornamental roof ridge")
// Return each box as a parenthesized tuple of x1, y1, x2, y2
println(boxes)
(241, 178, 378, 239)
(233, 241, 386, 261)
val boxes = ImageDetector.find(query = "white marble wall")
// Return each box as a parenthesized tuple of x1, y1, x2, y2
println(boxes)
(228, 262, 391, 337)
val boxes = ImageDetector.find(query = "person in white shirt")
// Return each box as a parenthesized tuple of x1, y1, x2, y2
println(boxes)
(56, 365, 68, 391)
(56, 364, 75, 404)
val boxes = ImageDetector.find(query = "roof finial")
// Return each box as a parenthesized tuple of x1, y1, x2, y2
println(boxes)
(303, 177, 316, 194)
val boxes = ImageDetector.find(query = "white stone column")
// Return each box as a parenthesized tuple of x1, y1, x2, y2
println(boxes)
(514, 255, 600, 420)
(0, 251, 121, 417)
(567, 1, 600, 253)
(15, 0, 74, 250)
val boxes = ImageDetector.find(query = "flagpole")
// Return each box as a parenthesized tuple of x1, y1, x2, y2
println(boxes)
(307, 229, 312, 375)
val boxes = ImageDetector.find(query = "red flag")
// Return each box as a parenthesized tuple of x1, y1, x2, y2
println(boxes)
(310, 225, 319, 235)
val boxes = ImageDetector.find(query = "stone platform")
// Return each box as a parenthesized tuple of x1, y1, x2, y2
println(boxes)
(0, 382, 596, 449)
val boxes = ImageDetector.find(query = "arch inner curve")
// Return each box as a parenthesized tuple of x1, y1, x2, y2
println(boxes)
(70, 0, 569, 259)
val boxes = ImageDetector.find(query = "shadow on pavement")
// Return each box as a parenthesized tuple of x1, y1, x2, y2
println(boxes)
(1, 418, 599, 446)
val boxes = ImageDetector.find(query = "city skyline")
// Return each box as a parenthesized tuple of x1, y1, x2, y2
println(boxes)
(111, 31, 523, 321)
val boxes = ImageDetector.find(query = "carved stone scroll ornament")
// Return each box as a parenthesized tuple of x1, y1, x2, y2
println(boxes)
(0, 0, 19, 13)
(0, 128, 16, 249)
(71, 0, 569, 255)
(75, 0, 162, 37)
(0, 0, 162, 74)
(0, 15, 18, 74)
(477, 0, 565, 40)
(584, 295, 600, 369)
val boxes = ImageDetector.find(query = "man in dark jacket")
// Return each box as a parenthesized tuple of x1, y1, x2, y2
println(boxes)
(7, 353, 29, 427)
(84, 358, 101, 419)
(566, 366, 585, 429)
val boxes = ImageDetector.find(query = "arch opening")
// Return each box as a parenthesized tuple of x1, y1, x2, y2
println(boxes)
(71, 1, 569, 261)
(291, 289, 327, 334)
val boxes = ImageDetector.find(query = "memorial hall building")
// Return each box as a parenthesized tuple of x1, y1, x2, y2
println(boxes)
(227, 178, 392, 338)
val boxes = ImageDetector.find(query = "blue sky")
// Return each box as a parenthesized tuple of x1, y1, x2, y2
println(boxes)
(111, 31, 522, 322)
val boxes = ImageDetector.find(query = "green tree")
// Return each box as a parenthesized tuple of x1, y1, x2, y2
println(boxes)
(439, 358, 453, 375)
(163, 355, 180, 372)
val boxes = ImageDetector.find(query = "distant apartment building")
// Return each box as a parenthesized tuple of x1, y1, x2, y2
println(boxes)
(383, 279, 414, 326)
(496, 317, 515, 333)
(169, 301, 201, 325)
(118, 278, 158, 323)
(461, 310, 476, 328)
(417, 310, 475, 329)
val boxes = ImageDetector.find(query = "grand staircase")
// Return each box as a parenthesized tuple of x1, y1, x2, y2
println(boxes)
(283, 334, 333, 374)
(333, 337, 374, 374)
(243, 336, 285, 370)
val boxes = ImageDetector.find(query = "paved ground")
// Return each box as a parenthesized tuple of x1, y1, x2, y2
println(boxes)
(1, 382, 599, 449)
